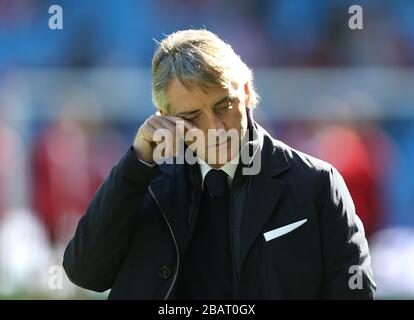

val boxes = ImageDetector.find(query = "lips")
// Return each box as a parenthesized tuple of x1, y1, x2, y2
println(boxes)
(208, 138, 230, 148)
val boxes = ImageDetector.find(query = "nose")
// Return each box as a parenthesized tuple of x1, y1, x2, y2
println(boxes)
(205, 114, 227, 146)
(205, 112, 226, 131)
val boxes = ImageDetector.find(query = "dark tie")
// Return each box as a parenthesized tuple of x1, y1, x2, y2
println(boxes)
(204, 169, 228, 198)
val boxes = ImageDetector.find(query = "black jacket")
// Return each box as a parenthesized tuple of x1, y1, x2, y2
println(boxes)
(63, 123, 376, 299)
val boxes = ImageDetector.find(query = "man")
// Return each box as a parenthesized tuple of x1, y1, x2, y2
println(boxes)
(63, 29, 376, 299)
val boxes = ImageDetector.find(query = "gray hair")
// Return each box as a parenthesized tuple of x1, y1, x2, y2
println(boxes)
(151, 29, 260, 112)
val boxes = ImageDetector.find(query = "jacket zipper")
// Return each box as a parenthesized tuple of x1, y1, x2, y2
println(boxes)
(149, 185, 179, 300)
(229, 184, 242, 299)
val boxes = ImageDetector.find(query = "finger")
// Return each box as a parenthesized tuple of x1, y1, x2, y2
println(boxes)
(152, 116, 188, 145)
(154, 117, 187, 157)
(151, 116, 176, 132)
(152, 118, 178, 156)
(141, 119, 160, 142)
(149, 116, 184, 140)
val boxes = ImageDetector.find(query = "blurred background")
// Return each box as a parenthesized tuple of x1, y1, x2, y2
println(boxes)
(0, 0, 413, 299)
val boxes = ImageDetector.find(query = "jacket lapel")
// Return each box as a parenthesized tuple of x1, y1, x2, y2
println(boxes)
(148, 124, 292, 270)
(239, 126, 291, 268)
(149, 161, 191, 255)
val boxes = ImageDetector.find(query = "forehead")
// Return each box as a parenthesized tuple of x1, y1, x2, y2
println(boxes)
(166, 77, 231, 113)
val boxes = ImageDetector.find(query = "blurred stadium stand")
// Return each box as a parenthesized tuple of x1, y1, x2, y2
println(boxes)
(0, 0, 413, 299)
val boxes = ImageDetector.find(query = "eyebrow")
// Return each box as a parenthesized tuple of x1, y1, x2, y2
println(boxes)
(174, 95, 232, 117)
(174, 109, 201, 117)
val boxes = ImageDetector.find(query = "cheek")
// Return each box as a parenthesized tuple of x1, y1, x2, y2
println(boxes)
(231, 106, 247, 129)
(192, 122, 208, 137)
(186, 124, 208, 146)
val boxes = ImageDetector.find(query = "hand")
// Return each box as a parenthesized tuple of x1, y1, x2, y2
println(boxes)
(133, 112, 194, 163)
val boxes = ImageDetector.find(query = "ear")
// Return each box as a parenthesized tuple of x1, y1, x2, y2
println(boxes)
(244, 82, 251, 107)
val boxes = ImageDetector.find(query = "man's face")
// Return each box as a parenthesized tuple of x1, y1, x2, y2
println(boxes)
(164, 77, 249, 168)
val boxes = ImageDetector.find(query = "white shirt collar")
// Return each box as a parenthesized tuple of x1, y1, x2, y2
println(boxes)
(197, 153, 239, 189)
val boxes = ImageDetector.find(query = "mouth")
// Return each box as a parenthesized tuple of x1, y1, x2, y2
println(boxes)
(208, 138, 231, 148)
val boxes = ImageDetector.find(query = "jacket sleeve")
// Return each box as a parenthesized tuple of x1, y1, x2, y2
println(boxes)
(319, 165, 377, 299)
(62, 146, 157, 292)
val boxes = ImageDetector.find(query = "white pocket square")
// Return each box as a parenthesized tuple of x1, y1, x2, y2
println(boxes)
(263, 219, 308, 242)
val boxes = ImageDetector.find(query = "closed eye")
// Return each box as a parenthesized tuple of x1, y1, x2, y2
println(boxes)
(183, 115, 199, 121)
(178, 111, 201, 121)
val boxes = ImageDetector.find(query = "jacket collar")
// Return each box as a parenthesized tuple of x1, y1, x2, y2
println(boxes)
(238, 123, 291, 267)
(197, 155, 238, 189)
(149, 122, 292, 263)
